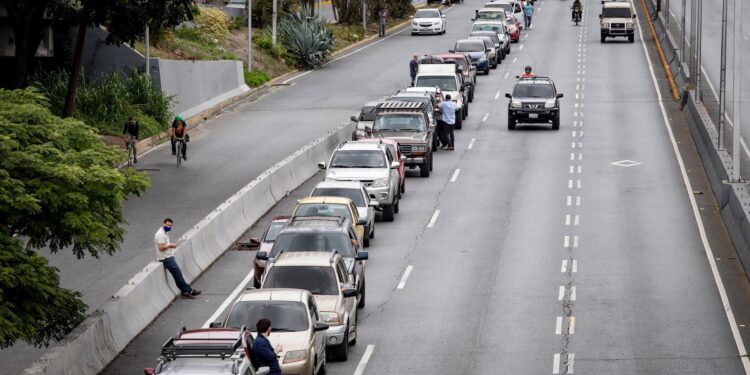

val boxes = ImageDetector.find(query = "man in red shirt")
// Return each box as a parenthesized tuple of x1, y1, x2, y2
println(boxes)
(519, 65, 537, 78)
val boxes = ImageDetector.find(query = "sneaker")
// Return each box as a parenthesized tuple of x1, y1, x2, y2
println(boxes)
(440, 145, 449, 150)
(181, 292, 196, 299)
(448, 146, 455, 151)
(190, 289, 202, 296)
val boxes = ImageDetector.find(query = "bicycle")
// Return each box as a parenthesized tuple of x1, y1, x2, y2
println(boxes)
(124, 135, 136, 168)
(175, 137, 185, 167)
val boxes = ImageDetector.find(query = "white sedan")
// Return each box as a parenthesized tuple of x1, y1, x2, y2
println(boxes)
(411, 8, 446, 35)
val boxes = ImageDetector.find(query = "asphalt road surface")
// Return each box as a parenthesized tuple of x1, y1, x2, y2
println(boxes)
(95, 0, 750, 374)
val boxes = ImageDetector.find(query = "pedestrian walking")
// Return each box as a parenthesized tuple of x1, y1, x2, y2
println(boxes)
(154, 218, 202, 299)
(122, 117, 140, 164)
(251, 319, 283, 375)
(378, 6, 388, 37)
(438, 95, 457, 150)
(410, 54, 419, 86)
(523, 1, 533, 28)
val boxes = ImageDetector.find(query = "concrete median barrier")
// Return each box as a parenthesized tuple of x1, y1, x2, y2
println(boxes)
(22, 122, 354, 375)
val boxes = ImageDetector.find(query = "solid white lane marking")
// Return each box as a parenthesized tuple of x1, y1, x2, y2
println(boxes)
(504, 72, 510, 79)
(397, 265, 414, 289)
(468, 138, 476, 149)
(203, 270, 255, 328)
(572, 260, 578, 272)
(569, 317, 576, 334)
(553, 353, 561, 374)
(427, 209, 440, 228)
(555, 317, 563, 335)
(561, 260, 568, 272)
(450, 168, 461, 182)
(567, 353, 575, 373)
(482, 113, 489, 122)
(494, 91, 500, 99)
(636, 9, 750, 372)
(558, 286, 565, 301)
(353, 345, 375, 375)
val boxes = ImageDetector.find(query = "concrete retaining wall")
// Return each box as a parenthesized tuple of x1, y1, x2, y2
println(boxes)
(23, 122, 355, 375)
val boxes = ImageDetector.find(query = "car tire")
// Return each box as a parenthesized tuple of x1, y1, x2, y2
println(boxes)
(349, 317, 358, 345)
(253, 276, 261, 289)
(485, 67, 491, 75)
(318, 357, 326, 375)
(363, 230, 370, 247)
(628, 34, 634, 43)
(394, 195, 400, 214)
(370, 223, 375, 238)
(464, 103, 469, 118)
(419, 157, 431, 177)
(455, 111, 463, 129)
(601, 34, 606, 43)
(429, 151, 433, 171)
(400, 178, 405, 194)
(469, 88, 474, 102)
(552, 116, 560, 130)
(508, 115, 516, 130)
(357, 279, 366, 309)
(382, 203, 395, 221)
(333, 328, 349, 361)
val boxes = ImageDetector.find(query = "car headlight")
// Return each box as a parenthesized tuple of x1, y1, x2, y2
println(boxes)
(511, 99, 522, 108)
(372, 177, 389, 188)
(283, 350, 308, 364)
(320, 311, 340, 324)
(544, 99, 556, 108)
(601, 22, 609, 28)
(413, 21, 418, 25)
(479, 57, 487, 62)
(626, 22, 634, 29)
(412, 145, 427, 152)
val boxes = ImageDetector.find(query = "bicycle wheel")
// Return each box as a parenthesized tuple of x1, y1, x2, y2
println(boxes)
(176, 142, 182, 167)
(126, 142, 134, 168)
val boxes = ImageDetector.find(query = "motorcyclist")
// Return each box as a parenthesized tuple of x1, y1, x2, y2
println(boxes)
(571, 0, 582, 21)
(519, 65, 536, 78)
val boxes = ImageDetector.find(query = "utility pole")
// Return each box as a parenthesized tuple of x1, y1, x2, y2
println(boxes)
(730, 0, 742, 182)
(247, 0, 252, 71)
(680, 0, 686, 63)
(272, 0, 277, 46)
(689, 0, 697, 85)
(362, 0, 367, 34)
(664, 0, 669, 29)
(694, 0, 701, 101)
(145, 24, 150, 78)
(718, 0, 728, 150)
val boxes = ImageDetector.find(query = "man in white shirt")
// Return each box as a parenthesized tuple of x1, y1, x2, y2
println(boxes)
(155, 218, 201, 299)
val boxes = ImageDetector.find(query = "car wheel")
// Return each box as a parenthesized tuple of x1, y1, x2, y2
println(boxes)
(332, 328, 349, 361)
(455, 111, 463, 129)
(394, 195, 400, 214)
(552, 116, 560, 130)
(601, 34, 606, 43)
(508, 115, 516, 130)
(429, 151, 433, 171)
(419, 158, 431, 177)
(485, 67, 491, 75)
(432, 132, 439, 150)
(349, 317, 358, 345)
(628, 34, 635, 43)
(363, 230, 370, 247)
(469, 88, 474, 102)
(370, 223, 375, 238)
(357, 279, 366, 309)
(464, 103, 469, 118)
(382, 203, 395, 221)
(318, 356, 326, 375)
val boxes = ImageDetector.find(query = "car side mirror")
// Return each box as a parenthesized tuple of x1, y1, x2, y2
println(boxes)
(442, 15, 446, 18)
(505, 93, 511, 98)
(599, 14, 602, 18)
(369, 200, 379, 207)
(390, 161, 400, 169)
(357, 219, 367, 226)
(209, 321, 222, 328)
(318, 162, 326, 169)
(486, 48, 492, 53)
(342, 288, 358, 298)
(250, 237, 260, 246)
(256, 250, 268, 260)
(632, 14, 636, 18)
(471, 17, 476, 21)
(313, 321, 329, 331)
(356, 251, 369, 261)
(556, 93, 564, 98)
(350, 115, 358, 122)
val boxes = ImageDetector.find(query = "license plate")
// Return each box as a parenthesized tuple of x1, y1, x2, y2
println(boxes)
(528, 113, 538, 119)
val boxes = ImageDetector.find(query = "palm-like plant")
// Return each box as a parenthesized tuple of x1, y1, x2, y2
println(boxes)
(278, 6, 335, 69)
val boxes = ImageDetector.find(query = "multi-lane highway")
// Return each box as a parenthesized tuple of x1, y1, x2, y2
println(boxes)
(92, 0, 750, 374)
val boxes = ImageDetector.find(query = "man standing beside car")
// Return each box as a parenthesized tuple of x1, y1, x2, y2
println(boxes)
(438, 94, 457, 150)
(252, 319, 283, 375)
(410, 54, 419, 86)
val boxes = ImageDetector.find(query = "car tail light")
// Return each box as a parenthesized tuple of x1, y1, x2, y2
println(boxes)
(144, 369, 156, 375)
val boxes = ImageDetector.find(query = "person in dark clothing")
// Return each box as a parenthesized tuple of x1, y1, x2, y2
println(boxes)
(410, 54, 419, 86)
(378, 7, 388, 37)
(171, 115, 189, 160)
(122, 117, 140, 163)
(252, 319, 282, 375)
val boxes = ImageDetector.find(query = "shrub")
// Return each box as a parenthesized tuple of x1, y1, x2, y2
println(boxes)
(229, 16, 245, 30)
(254, 32, 273, 50)
(244, 69, 270, 88)
(195, 7, 230, 44)
(278, 6, 334, 68)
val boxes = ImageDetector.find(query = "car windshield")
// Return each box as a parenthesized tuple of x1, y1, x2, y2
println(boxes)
(359, 107, 376, 121)
(477, 11, 504, 19)
(472, 24, 502, 33)
(295, 203, 352, 221)
(602, 7, 631, 18)
(415, 75, 458, 91)
(513, 83, 555, 98)
(226, 301, 308, 332)
(487, 3, 512, 11)
(330, 150, 386, 168)
(415, 9, 440, 18)
(312, 187, 365, 206)
(264, 266, 339, 295)
(455, 41, 487, 52)
(373, 114, 426, 132)
(444, 59, 466, 70)
(264, 221, 286, 242)
(271, 232, 353, 257)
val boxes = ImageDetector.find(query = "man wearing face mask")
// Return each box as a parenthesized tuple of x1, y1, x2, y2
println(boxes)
(154, 218, 202, 299)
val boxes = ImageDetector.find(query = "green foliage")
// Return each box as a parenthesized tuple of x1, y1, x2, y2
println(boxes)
(229, 16, 244, 30)
(244, 69, 270, 88)
(195, 7, 231, 44)
(254, 31, 287, 59)
(33, 69, 173, 138)
(278, 6, 335, 68)
(0, 233, 87, 349)
(0, 88, 151, 258)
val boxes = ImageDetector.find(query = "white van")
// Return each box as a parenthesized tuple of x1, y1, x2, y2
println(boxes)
(414, 64, 470, 129)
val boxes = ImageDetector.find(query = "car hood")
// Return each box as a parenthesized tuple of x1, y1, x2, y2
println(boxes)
(603, 17, 633, 22)
(267, 331, 311, 356)
(515, 96, 553, 101)
(314, 295, 340, 313)
(372, 131, 427, 143)
(326, 168, 388, 181)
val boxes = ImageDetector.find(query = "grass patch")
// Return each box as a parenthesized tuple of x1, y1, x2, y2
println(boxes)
(244, 69, 270, 87)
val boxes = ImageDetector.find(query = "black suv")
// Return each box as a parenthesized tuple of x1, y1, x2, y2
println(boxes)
(505, 77, 564, 130)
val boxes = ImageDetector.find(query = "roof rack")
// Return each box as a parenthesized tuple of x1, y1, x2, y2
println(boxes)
(289, 216, 346, 225)
(375, 101, 431, 113)
(159, 326, 246, 361)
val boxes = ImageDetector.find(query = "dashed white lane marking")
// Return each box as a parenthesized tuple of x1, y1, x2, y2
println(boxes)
(353, 345, 376, 375)
(576, 196, 581, 206)
(571, 286, 577, 301)
(568, 180, 573, 188)
(519, 44, 524, 50)
(564, 235, 579, 248)
(574, 215, 580, 225)
(450, 168, 461, 182)
(494, 91, 500, 99)
(569, 317, 576, 334)
(572, 260, 578, 272)
(565, 215, 580, 225)
(576, 179, 581, 189)
(512, 57, 518, 63)
(203, 270, 255, 328)
(482, 113, 489, 122)
(504, 72, 510, 79)
(468, 138, 476, 149)
(397, 265, 414, 289)
(570, 153, 575, 161)
(558, 286, 565, 301)
(555, 317, 563, 335)
(567, 353, 575, 373)
(571, 142, 577, 149)
(553, 353, 561, 374)
(561, 260, 568, 272)
(427, 209, 441, 228)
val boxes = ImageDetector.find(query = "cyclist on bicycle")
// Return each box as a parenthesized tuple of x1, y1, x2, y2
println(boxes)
(122, 117, 140, 164)
(571, 0, 582, 21)
(519, 65, 537, 78)
(171, 115, 189, 161)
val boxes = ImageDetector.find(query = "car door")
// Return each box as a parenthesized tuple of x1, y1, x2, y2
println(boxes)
(384, 147, 399, 196)
(335, 260, 356, 325)
(308, 296, 326, 366)
(348, 228, 364, 289)
(513, 2, 524, 23)
(348, 202, 364, 242)
(360, 185, 374, 224)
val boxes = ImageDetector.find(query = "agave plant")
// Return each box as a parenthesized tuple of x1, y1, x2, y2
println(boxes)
(278, 6, 335, 69)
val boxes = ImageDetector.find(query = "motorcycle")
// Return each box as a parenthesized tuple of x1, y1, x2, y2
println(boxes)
(571, 7, 582, 25)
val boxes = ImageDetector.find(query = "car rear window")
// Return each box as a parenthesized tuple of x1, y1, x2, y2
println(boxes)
(264, 266, 339, 295)
(415, 75, 458, 91)
(477, 10, 505, 19)
(455, 40, 487, 52)
(226, 301, 309, 332)
(513, 83, 555, 98)
(330, 150, 386, 168)
(271, 232, 353, 257)
(486, 3, 512, 12)
(602, 7, 631, 18)
(312, 187, 365, 206)
(374, 114, 426, 132)
(472, 24, 502, 33)
(295, 203, 352, 221)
